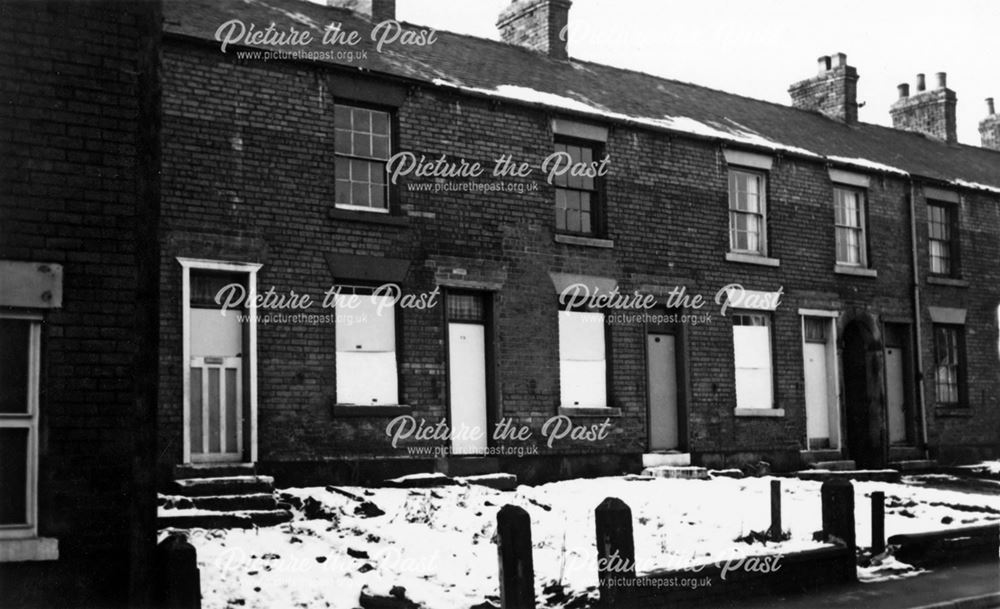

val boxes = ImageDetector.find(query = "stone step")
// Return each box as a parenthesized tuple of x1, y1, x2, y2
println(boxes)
(810, 460, 857, 471)
(890, 459, 938, 472)
(157, 508, 293, 530)
(172, 475, 274, 497)
(457, 473, 518, 491)
(173, 462, 256, 479)
(792, 469, 902, 483)
(160, 492, 278, 512)
(800, 449, 844, 464)
(435, 457, 499, 477)
(642, 452, 691, 468)
(641, 465, 709, 480)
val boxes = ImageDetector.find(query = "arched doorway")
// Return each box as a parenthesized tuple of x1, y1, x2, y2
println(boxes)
(841, 320, 886, 468)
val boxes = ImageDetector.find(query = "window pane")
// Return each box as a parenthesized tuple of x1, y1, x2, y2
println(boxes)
(448, 293, 485, 322)
(0, 427, 28, 525)
(804, 318, 827, 342)
(0, 320, 30, 414)
(334, 128, 352, 155)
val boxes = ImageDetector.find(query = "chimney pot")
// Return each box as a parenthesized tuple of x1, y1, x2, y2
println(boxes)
(832, 52, 847, 68)
(892, 72, 957, 143)
(988, 97, 996, 116)
(897, 83, 910, 99)
(916, 73, 926, 92)
(936, 72, 947, 89)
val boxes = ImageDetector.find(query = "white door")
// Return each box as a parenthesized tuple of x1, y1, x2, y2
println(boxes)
(804, 341, 830, 446)
(803, 317, 838, 450)
(886, 346, 907, 444)
(190, 293, 244, 463)
(448, 322, 488, 454)
(647, 334, 679, 450)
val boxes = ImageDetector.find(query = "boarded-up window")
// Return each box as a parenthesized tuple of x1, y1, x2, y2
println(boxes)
(732, 313, 774, 409)
(558, 310, 607, 408)
(336, 292, 398, 405)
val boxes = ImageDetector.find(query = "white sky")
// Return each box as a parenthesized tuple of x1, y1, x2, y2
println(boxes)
(393, 0, 999, 146)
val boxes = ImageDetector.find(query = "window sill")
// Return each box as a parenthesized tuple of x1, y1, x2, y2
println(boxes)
(834, 265, 878, 278)
(554, 234, 614, 249)
(332, 404, 413, 417)
(0, 537, 59, 563)
(558, 407, 622, 417)
(734, 408, 785, 418)
(934, 406, 972, 418)
(328, 208, 410, 227)
(726, 252, 780, 267)
(927, 276, 969, 288)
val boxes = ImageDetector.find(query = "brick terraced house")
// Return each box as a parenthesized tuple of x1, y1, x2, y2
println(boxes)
(156, 0, 1000, 486)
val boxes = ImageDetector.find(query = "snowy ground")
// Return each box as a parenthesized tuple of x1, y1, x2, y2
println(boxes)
(175, 474, 1000, 609)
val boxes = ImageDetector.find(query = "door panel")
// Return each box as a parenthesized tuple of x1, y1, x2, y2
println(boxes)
(448, 322, 488, 454)
(191, 356, 242, 461)
(886, 347, 907, 444)
(647, 334, 679, 450)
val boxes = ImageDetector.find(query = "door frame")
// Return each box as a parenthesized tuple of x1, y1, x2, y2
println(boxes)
(443, 289, 497, 452)
(799, 309, 841, 451)
(644, 313, 687, 452)
(178, 257, 262, 464)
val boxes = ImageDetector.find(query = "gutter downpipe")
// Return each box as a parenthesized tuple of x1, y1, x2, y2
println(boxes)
(909, 179, 930, 458)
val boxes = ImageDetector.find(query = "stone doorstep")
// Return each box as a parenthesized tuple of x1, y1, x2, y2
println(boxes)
(810, 460, 858, 471)
(791, 469, 902, 483)
(642, 452, 692, 468)
(172, 475, 275, 497)
(456, 473, 518, 491)
(890, 459, 939, 472)
(173, 462, 257, 480)
(641, 465, 709, 480)
(160, 492, 278, 512)
(158, 509, 293, 530)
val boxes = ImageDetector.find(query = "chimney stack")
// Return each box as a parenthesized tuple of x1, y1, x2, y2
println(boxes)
(327, 0, 395, 22)
(497, 0, 572, 60)
(788, 53, 859, 123)
(890, 72, 957, 143)
(980, 97, 1000, 151)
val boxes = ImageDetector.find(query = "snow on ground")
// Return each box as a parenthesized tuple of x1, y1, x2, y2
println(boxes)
(957, 460, 1000, 476)
(182, 475, 1000, 609)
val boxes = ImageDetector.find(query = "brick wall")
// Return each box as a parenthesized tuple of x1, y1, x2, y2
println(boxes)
(158, 39, 1000, 476)
(891, 88, 958, 143)
(0, 1, 159, 606)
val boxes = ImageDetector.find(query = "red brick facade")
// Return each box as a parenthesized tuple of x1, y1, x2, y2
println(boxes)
(156, 36, 1000, 481)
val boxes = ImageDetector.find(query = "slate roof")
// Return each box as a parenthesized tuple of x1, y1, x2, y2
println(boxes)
(164, 0, 1000, 191)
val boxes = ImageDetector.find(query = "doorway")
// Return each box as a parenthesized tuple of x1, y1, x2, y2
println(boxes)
(841, 320, 885, 467)
(446, 291, 492, 455)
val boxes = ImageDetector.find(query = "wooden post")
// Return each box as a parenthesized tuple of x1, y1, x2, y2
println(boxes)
(769, 479, 782, 539)
(595, 497, 636, 607)
(871, 491, 886, 555)
(153, 533, 201, 609)
(496, 504, 535, 609)
(821, 479, 856, 550)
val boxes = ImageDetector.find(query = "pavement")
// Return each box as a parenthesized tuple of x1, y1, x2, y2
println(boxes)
(724, 560, 999, 609)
